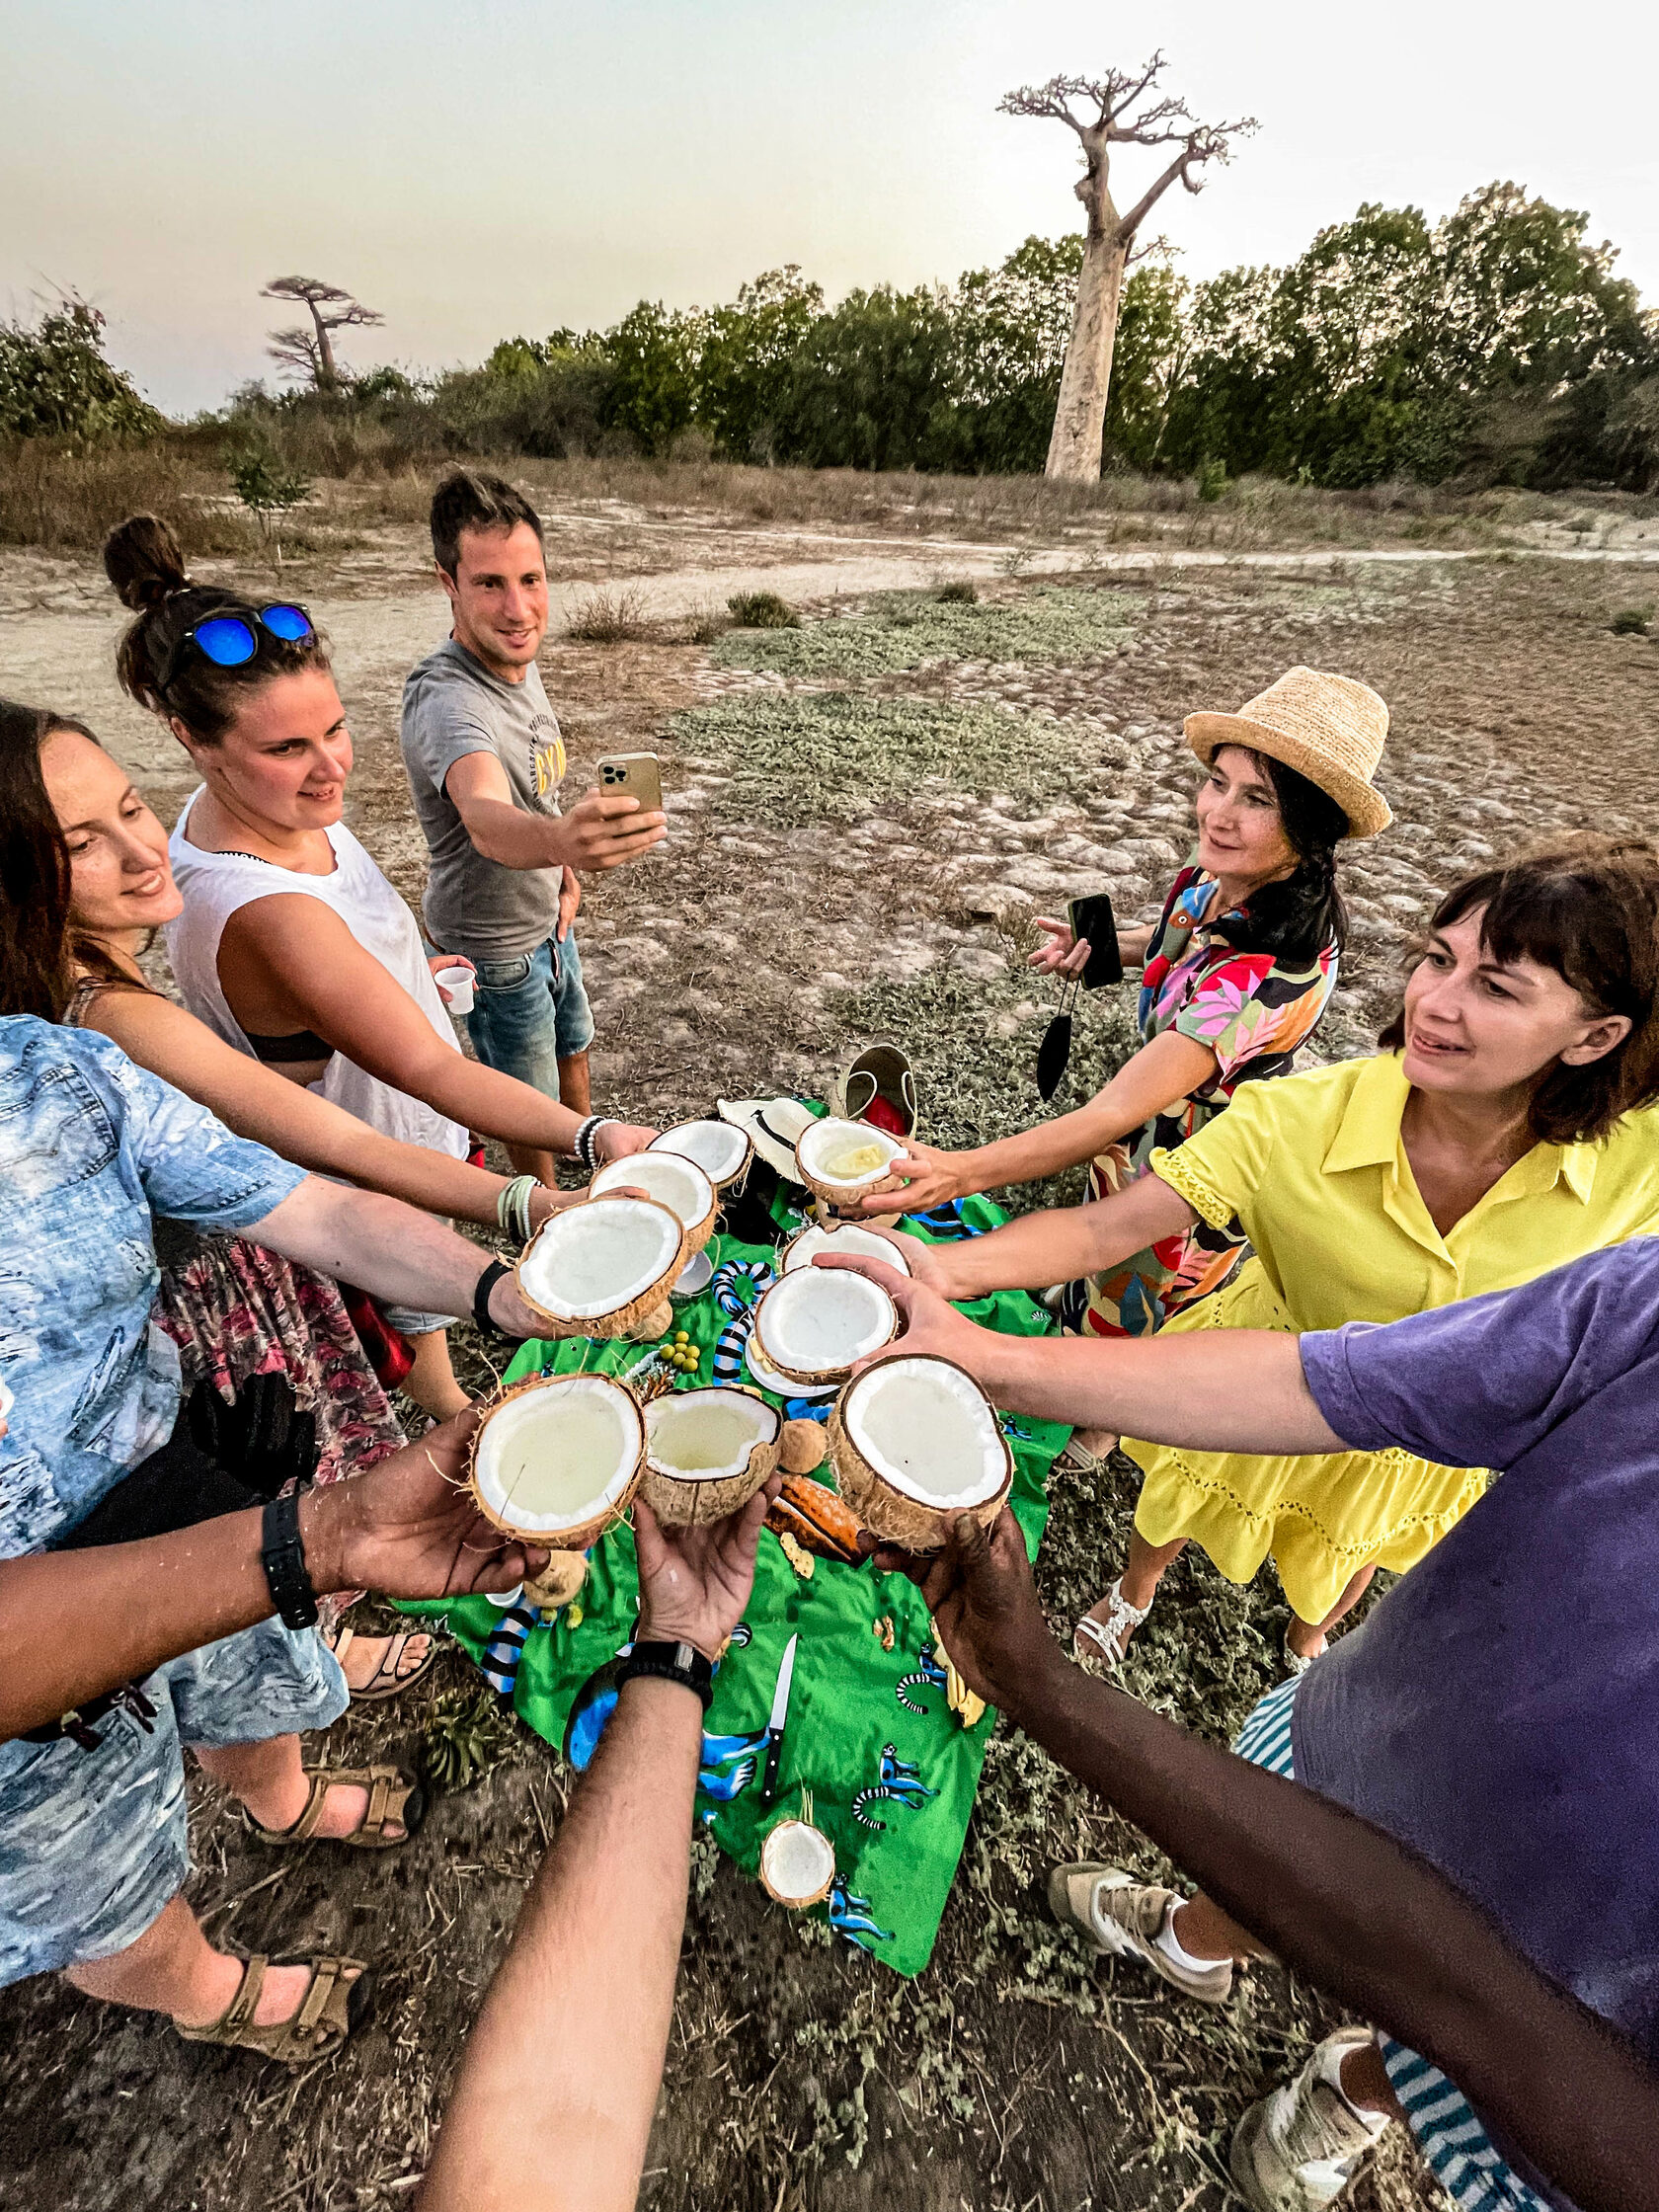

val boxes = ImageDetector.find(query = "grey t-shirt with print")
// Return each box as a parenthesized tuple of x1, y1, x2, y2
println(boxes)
(400, 638, 568, 960)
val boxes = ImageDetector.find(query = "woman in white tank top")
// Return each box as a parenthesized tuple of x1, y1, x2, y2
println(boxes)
(105, 525, 657, 1417)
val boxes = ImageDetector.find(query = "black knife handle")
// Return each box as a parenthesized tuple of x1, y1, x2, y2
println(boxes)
(760, 1729, 782, 1805)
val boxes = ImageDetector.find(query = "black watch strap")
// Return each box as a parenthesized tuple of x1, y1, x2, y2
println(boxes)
(472, 1258, 513, 1340)
(618, 1639, 715, 1712)
(261, 1490, 319, 1630)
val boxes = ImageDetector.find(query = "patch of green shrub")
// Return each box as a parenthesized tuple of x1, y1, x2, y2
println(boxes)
(670, 689, 1112, 826)
(711, 584, 1139, 678)
(1610, 604, 1652, 635)
(1197, 456, 1228, 502)
(726, 589, 800, 628)
(935, 577, 979, 603)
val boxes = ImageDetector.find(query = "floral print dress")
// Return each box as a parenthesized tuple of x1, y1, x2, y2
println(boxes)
(1061, 864, 1338, 1337)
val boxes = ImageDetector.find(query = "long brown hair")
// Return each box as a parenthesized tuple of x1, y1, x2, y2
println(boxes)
(105, 512, 331, 742)
(1379, 833, 1659, 1145)
(0, 699, 147, 1020)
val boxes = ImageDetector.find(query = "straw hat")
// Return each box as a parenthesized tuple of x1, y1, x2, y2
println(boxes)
(1184, 667, 1391, 839)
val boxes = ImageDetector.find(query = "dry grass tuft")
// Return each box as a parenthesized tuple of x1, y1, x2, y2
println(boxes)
(565, 583, 652, 643)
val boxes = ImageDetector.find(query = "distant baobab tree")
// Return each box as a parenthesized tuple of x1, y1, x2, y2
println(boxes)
(261, 276, 384, 392)
(1001, 56, 1256, 482)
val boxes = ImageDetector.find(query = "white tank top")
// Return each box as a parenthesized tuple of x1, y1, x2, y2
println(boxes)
(166, 789, 469, 1163)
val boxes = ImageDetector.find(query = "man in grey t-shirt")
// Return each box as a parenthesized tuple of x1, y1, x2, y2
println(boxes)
(400, 472, 666, 1177)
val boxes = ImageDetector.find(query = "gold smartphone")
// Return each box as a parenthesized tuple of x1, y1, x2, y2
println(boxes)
(595, 751, 664, 814)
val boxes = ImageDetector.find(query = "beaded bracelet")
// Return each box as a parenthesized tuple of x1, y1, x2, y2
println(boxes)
(573, 1116, 618, 1174)
(496, 1173, 537, 1246)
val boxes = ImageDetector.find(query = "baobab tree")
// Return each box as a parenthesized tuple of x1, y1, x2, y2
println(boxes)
(1001, 56, 1255, 481)
(261, 276, 383, 392)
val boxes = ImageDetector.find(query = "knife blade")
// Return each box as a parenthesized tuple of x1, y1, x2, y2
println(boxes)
(759, 1632, 798, 1806)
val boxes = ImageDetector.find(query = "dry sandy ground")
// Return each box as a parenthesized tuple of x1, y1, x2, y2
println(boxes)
(2, 497, 1658, 2212)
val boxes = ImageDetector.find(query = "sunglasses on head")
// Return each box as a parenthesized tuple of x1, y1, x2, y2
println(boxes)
(157, 601, 315, 694)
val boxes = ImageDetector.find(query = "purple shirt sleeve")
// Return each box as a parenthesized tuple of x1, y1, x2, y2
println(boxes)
(1300, 1239, 1659, 1472)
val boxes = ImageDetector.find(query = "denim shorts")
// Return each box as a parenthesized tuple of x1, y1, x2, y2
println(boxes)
(465, 930, 594, 1097)
(0, 1618, 346, 1983)
(1235, 1678, 1549, 2212)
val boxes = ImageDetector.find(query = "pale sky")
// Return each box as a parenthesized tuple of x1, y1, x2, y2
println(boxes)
(4, 0, 1656, 418)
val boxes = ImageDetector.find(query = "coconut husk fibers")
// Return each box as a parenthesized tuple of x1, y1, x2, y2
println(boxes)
(828, 1354, 1012, 1552)
(466, 1371, 645, 1550)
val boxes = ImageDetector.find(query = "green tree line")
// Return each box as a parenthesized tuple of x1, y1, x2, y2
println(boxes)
(7, 183, 1656, 491)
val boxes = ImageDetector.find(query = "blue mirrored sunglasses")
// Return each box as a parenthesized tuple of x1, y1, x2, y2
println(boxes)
(158, 602, 315, 693)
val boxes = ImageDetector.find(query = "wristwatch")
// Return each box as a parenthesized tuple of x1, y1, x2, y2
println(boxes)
(618, 1639, 715, 1712)
(472, 1258, 514, 1341)
(261, 1490, 320, 1630)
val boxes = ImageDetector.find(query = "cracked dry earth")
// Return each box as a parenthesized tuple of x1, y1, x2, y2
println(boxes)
(2, 523, 1657, 2212)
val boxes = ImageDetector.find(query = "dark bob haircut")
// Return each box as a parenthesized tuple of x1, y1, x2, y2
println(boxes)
(1379, 833, 1659, 1146)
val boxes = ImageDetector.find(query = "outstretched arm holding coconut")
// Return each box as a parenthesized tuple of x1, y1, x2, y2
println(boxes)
(419, 1483, 777, 2212)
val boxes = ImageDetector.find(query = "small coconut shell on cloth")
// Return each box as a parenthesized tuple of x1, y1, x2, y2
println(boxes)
(590, 1150, 719, 1253)
(829, 1354, 1012, 1552)
(793, 1116, 907, 1217)
(759, 1817, 835, 1908)
(779, 1418, 829, 1475)
(750, 1266, 899, 1388)
(649, 1119, 753, 1190)
(514, 1192, 688, 1339)
(780, 1222, 912, 1278)
(468, 1372, 646, 1549)
(641, 1387, 782, 1527)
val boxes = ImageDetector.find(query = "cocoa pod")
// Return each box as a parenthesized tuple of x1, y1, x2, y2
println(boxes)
(765, 1473, 864, 1565)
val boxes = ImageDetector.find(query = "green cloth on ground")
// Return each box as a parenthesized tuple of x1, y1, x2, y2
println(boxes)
(405, 1191, 1067, 1976)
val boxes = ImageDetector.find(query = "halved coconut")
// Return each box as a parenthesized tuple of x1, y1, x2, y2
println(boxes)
(468, 1372, 645, 1547)
(830, 1355, 1012, 1551)
(515, 1194, 688, 1339)
(650, 1118, 752, 1189)
(759, 1818, 835, 1908)
(642, 1386, 781, 1526)
(590, 1151, 718, 1252)
(782, 1222, 912, 1278)
(795, 1117, 907, 1213)
(750, 1267, 898, 1387)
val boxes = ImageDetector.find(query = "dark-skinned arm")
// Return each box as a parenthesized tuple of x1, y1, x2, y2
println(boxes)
(0, 1411, 546, 1743)
(895, 1514, 1659, 2212)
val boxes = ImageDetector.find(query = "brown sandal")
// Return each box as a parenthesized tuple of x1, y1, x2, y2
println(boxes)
(327, 1624, 437, 1703)
(245, 1763, 426, 1851)
(175, 1952, 371, 2066)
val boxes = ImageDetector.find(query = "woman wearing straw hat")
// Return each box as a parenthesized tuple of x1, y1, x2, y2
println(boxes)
(864, 668, 1390, 1356)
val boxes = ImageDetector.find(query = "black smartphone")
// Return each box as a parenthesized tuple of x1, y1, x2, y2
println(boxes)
(1067, 893, 1124, 989)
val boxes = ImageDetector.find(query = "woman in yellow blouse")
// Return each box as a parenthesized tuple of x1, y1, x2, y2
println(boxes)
(882, 835, 1659, 1670)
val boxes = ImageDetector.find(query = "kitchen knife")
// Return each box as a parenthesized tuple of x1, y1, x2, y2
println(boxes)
(759, 1632, 798, 1806)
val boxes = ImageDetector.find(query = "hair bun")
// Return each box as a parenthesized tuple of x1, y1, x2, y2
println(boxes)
(103, 514, 189, 612)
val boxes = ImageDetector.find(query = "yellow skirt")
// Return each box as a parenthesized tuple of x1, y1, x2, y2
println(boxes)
(1122, 1258, 1490, 1623)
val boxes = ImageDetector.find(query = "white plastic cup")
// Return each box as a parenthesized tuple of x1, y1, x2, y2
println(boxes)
(435, 964, 475, 1016)
(0, 1377, 12, 1423)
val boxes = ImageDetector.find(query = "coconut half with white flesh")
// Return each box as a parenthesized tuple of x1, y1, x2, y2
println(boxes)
(590, 1150, 718, 1252)
(830, 1355, 1013, 1551)
(759, 1818, 836, 1908)
(515, 1194, 687, 1340)
(750, 1266, 899, 1387)
(650, 1119, 752, 1190)
(794, 1116, 907, 1213)
(782, 1222, 912, 1278)
(468, 1372, 646, 1548)
(642, 1387, 781, 1526)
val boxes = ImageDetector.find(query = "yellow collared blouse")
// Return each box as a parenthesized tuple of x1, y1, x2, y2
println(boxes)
(1122, 1053, 1659, 1620)
(1148, 1051, 1659, 1328)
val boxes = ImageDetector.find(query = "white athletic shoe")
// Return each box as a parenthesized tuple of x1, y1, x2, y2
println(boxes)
(1229, 2028, 1393, 2212)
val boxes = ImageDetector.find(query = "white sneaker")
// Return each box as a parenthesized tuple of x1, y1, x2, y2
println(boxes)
(1229, 2029, 1392, 2211)
(1046, 1864, 1233, 2002)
